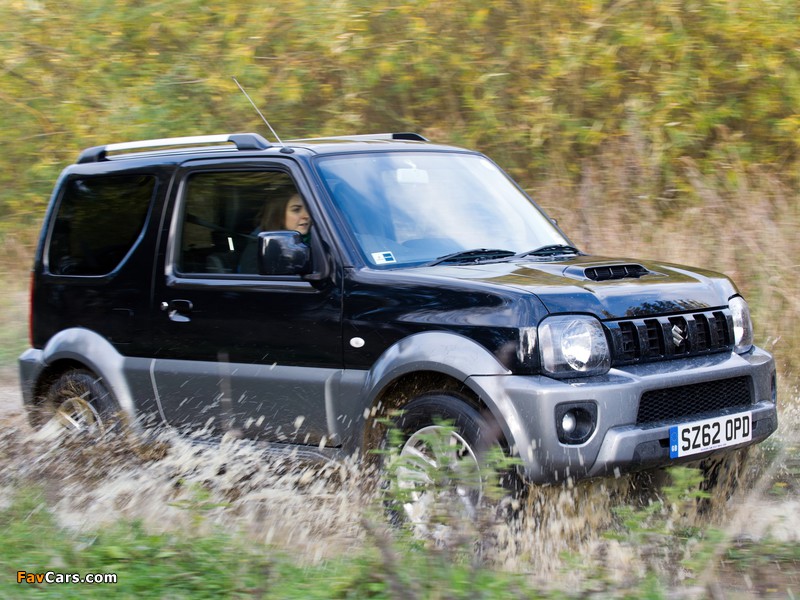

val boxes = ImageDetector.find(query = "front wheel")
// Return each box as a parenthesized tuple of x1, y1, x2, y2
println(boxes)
(384, 393, 517, 535)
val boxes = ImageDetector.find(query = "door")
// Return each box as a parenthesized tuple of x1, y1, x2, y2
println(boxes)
(150, 162, 343, 444)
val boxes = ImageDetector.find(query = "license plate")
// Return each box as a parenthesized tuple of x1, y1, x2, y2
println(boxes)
(669, 412, 752, 459)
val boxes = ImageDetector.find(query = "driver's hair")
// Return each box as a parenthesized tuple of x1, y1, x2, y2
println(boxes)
(256, 189, 299, 231)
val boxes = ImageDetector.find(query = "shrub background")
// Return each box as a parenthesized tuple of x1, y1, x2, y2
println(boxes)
(1, 0, 798, 379)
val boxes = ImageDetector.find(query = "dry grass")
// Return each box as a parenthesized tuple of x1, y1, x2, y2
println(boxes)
(0, 231, 31, 365)
(535, 145, 800, 386)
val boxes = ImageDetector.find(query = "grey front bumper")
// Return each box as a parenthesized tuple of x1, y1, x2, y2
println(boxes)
(469, 347, 777, 484)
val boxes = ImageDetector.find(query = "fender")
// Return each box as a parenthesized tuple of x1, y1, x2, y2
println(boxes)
(363, 330, 511, 395)
(334, 330, 526, 453)
(38, 327, 140, 421)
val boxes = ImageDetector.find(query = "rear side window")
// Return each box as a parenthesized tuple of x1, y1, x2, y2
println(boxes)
(47, 174, 156, 276)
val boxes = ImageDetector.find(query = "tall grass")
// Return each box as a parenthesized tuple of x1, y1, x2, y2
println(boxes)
(0, 229, 35, 366)
(0, 428, 796, 598)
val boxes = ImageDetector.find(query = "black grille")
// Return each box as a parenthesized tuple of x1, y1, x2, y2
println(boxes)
(695, 313, 710, 349)
(584, 264, 649, 281)
(606, 309, 733, 366)
(636, 376, 752, 425)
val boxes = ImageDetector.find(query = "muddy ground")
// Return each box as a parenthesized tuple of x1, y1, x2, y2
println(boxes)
(1, 367, 798, 598)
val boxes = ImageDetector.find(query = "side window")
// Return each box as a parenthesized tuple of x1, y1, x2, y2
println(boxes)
(177, 171, 301, 275)
(48, 174, 156, 276)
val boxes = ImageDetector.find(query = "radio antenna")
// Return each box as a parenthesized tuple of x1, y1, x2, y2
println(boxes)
(232, 77, 293, 154)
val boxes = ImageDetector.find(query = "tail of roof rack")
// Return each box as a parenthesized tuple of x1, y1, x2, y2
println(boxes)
(77, 133, 271, 163)
(391, 132, 428, 141)
(290, 132, 429, 143)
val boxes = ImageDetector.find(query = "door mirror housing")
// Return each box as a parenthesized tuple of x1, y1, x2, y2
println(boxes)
(258, 231, 311, 276)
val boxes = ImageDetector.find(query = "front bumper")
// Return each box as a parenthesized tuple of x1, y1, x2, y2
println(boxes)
(468, 347, 777, 484)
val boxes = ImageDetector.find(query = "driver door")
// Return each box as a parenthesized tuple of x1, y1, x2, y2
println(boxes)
(150, 162, 343, 444)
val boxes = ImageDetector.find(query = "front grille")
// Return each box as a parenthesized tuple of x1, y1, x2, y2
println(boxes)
(636, 376, 752, 425)
(606, 309, 733, 366)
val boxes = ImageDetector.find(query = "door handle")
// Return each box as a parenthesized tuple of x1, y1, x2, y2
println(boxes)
(161, 299, 193, 323)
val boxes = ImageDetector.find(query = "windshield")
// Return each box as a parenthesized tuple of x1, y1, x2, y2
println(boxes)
(315, 151, 569, 267)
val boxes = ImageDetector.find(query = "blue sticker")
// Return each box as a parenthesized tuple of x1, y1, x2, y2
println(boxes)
(371, 251, 396, 265)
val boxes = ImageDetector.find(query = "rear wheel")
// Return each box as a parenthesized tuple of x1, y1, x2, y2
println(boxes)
(36, 369, 118, 437)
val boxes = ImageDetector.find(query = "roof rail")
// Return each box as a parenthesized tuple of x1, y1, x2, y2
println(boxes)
(77, 133, 271, 163)
(289, 132, 429, 143)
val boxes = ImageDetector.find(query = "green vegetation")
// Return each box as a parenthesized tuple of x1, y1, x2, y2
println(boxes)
(0, 281, 27, 365)
(2, 451, 798, 599)
(4, 0, 800, 207)
(0, 487, 542, 599)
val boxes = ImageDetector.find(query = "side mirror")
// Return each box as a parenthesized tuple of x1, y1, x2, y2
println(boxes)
(257, 231, 310, 276)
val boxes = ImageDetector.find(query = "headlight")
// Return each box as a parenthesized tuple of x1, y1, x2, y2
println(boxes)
(729, 296, 754, 354)
(539, 315, 610, 378)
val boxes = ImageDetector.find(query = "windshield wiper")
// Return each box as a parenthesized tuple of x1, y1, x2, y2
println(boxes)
(518, 244, 581, 258)
(427, 248, 516, 266)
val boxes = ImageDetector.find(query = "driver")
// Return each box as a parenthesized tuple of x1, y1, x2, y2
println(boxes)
(238, 192, 312, 273)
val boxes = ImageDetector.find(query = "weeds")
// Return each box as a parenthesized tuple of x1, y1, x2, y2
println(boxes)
(0, 486, 540, 599)
(0, 433, 798, 598)
(168, 482, 230, 530)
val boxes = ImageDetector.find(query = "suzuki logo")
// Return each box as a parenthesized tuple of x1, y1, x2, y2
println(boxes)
(671, 323, 686, 348)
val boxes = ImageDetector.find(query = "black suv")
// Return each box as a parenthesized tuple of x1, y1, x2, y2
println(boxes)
(20, 132, 777, 490)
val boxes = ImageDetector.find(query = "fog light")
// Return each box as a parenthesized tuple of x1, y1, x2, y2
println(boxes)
(555, 402, 597, 445)
(562, 412, 577, 434)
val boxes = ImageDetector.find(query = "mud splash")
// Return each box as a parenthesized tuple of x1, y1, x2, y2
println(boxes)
(1, 424, 372, 563)
(1, 378, 798, 590)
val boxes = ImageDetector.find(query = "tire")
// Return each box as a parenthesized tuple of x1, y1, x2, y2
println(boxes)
(383, 393, 517, 532)
(36, 369, 118, 437)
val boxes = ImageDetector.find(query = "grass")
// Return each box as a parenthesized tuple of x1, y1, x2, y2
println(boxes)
(1, 455, 798, 599)
(0, 488, 545, 600)
(0, 282, 27, 366)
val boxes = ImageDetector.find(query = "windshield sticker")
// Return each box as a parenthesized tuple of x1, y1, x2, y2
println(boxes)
(372, 251, 397, 265)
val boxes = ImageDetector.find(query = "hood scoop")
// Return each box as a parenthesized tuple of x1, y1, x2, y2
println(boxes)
(566, 264, 652, 281)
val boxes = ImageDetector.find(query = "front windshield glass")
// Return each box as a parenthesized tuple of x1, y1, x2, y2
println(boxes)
(315, 151, 569, 267)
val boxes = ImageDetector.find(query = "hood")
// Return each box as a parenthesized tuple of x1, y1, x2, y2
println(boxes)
(410, 255, 738, 320)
